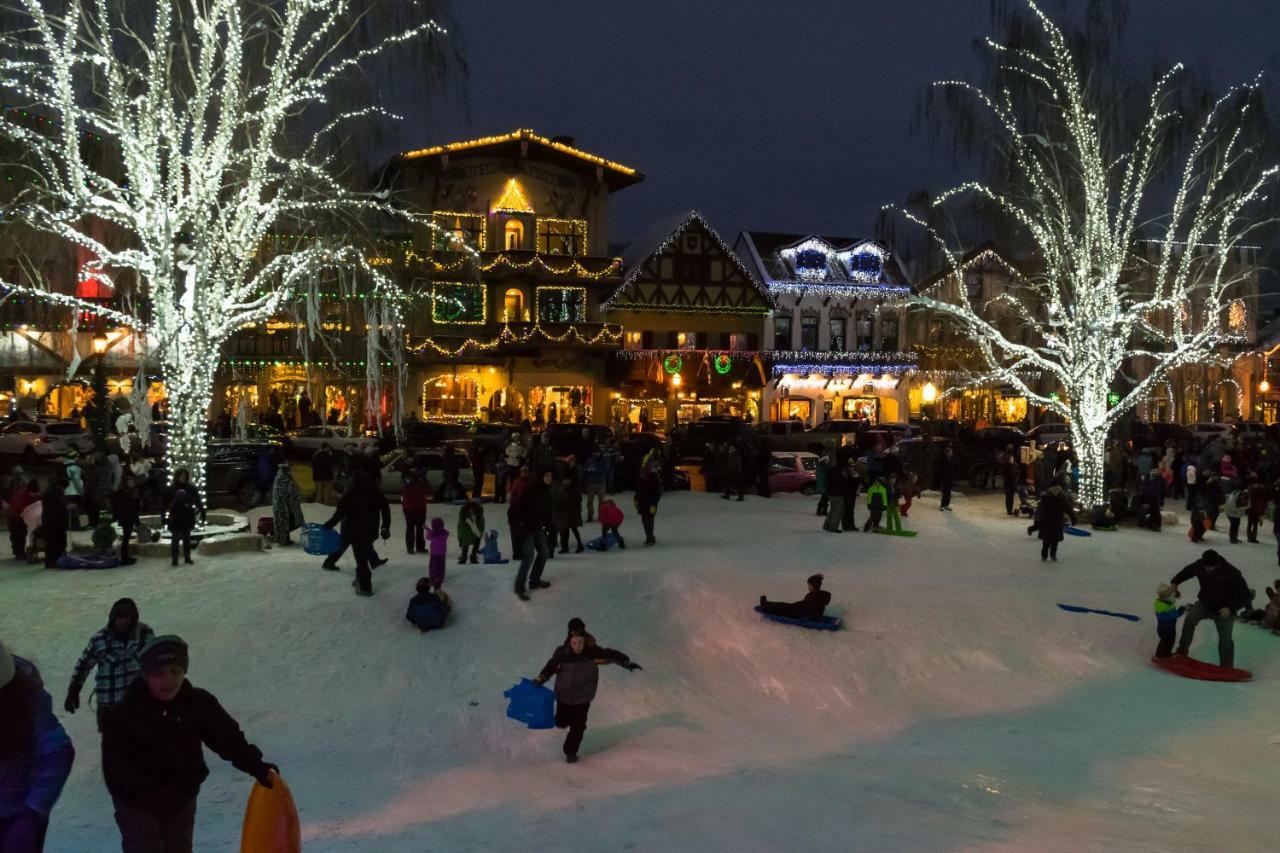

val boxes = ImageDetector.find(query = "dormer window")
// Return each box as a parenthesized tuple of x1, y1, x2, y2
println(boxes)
(780, 237, 834, 282)
(837, 241, 888, 283)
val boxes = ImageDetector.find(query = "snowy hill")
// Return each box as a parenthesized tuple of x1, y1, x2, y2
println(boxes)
(4, 491, 1276, 852)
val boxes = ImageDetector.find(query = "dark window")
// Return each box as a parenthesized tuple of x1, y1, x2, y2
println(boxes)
(431, 282, 486, 324)
(430, 213, 485, 252)
(879, 316, 899, 352)
(800, 317, 819, 351)
(537, 288, 586, 324)
(828, 318, 845, 352)
(854, 312, 874, 352)
(773, 315, 792, 349)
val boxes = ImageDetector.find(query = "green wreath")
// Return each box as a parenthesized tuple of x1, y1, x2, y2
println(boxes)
(663, 354, 683, 375)
(713, 353, 732, 375)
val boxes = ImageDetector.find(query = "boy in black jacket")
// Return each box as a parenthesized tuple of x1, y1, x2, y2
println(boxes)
(534, 630, 640, 763)
(101, 636, 278, 851)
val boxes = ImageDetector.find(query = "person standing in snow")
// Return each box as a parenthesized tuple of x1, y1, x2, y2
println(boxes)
(322, 470, 391, 597)
(512, 468, 553, 600)
(111, 476, 142, 566)
(40, 482, 68, 570)
(1036, 483, 1076, 562)
(401, 474, 428, 554)
(533, 630, 639, 763)
(101, 636, 278, 852)
(62, 452, 84, 530)
(457, 500, 483, 564)
(1170, 549, 1251, 667)
(1153, 582, 1184, 659)
(759, 574, 832, 621)
(4, 476, 35, 561)
(634, 461, 662, 547)
(64, 599, 154, 730)
(310, 444, 336, 506)
(554, 456, 584, 554)
(0, 639, 75, 853)
(270, 465, 305, 546)
(426, 517, 449, 589)
(934, 445, 955, 511)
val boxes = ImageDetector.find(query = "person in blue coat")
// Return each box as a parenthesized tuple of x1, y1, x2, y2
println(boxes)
(0, 639, 75, 853)
(405, 579, 452, 632)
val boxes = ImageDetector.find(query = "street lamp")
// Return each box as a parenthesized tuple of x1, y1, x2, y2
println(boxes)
(1260, 380, 1271, 393)
(671, 373, 682, 388)
(92, 333, 108, 354)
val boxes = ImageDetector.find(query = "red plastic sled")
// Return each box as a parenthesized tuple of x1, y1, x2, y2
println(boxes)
(1152, 655, 1252, 682)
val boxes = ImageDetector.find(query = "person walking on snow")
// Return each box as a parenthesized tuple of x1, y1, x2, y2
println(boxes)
(1169, 549, 1251, 667)
(512, 469, 554, 600)
(426, 517, 449, 589)
(533, 630, 640, 763)
(101, 636, 278, 852)
(64, 599, 154, 730)
(1153, 582, 1184, 659)
(111, 476, 142, 565)
(934, 446, 955, 511)
(401, 474, 428, 554)
(0, 639, 75, 853)
(322, 470, 391, 597)
(457, 500, 483, 564)
(270, 465, 305, 546)
(634, 461, 662, 547)
(1036, 483, 1075, 562)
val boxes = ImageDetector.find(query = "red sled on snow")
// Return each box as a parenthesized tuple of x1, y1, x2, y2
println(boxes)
(1152, 655, 1252, 682)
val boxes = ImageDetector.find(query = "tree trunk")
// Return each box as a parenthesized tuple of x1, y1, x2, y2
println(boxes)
(1068, 415, 1109, 511)
(161, 335, 218, 494)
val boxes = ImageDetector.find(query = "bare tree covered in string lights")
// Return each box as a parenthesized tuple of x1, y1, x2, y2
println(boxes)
(885, 0, 1277, 508)
(0, 0, 460, 491)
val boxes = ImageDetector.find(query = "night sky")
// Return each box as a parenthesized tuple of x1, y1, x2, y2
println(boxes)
(415, 0, 1280, 254)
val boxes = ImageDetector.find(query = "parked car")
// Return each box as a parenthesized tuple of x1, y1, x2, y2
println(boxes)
(401, 420, 473, 450)
(616, 432, 690, 492)
(1189, 422, 1234, 441)
(0, 420, 93, 461)
(768, 451, 818, 494)
(1233, 421, 1267, 438)
(755, 420, 817, 453)
(1027, 422, 1071, 448)
(377, 448, 475, 499)
(669, 417, 753, 461)
(146, 441, 278, 507)
(544, 423, 614, 457)
(878, 422, 923, 442)
(286, 425, 377, 458)
(1125, 420, 1193, 450)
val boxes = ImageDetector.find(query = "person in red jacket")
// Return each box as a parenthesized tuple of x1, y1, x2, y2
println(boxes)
(598, 498, 625, 549)
(5, 478, 35, 560)
(401, 474, 428, 554)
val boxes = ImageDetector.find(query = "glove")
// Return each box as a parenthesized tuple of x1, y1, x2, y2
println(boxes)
(619, 661, 643, 672)
(253, 762, 280, 789)
(64, 690, 80, 714)
(2, 809, 45, 851)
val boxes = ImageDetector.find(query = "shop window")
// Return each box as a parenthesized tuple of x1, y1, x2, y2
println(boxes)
(674, 332, 698, 350)
(503, 288, 525, 322)
(624, 331, 643, 351)
(529, 385, 592, 425)
(537, 287, 587, 324)
(772, 397, 812, 422)
(1228, 299, 1247, 333)
(431, 282, 487, 324)
(422, 376, 478, 419)
(800, 317, 819, 351)
(773, 315, 793, 349)
(828, 317, 846, 352)
(841, 396, 879, 422)
(504, 219, 525, 251)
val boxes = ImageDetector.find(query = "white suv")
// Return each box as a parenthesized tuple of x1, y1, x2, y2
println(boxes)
(0, 420, 94, 460)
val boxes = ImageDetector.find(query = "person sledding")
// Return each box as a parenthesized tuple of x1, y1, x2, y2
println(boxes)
(405, 577, 452, 633)
(1169, 549, 1251, 667)
(532, 629, 640, 763)
(759, 573, 831, 621)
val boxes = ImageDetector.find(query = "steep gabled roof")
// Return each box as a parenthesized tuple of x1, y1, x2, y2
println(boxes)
(603, 210, 772, 311)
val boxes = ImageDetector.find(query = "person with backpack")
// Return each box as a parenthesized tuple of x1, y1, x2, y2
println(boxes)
(64, 598, 154, 730)
(0, 639, 75, 853)
(532, 629, 639, 763)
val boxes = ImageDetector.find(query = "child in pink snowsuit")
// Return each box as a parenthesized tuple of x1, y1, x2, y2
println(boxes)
(427, 517, 449, 588)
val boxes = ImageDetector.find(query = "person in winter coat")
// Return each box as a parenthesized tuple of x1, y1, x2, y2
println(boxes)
(102, 636, 277, 852)
(405, 578, 451, 632)
(270, 465, 305, 546)
(581, 451, 609, 522)
(65, 598, 154, 730)
(1140, 471, 1165, 531)
(512, 469, 554, 600)
(840, 457, 861, 531)
(934, 446, 955, 510)
(322, 470, 391, 596)
(0, 640, 75, 853)
(1170, 549, 1252, 666)
(815, 449, 832, 517)
(821, 457, 845, 533)
(759, 573, 832, 620)
(1203, 476, 1224, 530)
(1223, 485, 1248, 544)
(62, 452, 84, 530)
(719, 443, 744, 501)
(426, 517, 449, 589)
(401, 474, 428, 554)
(863, 476, 887, 532)
(554, 458, 584, 554)
(533, 630, 639, 762)
(5, 478, 34, 561)
(1002, 448, 1022, 516)
(634, 464, 662, 548)
(311, 444, 336, 505)
(1153, 582, 1184, 659)
(598, 498, 625, 548)
(162, 477, 200, 568)
(457, 500, 483, 564)
(111, 476, 142, 565)
(1184, 460, 1199, 511)
(500, 435, 526, 504)
(1245, 473, 1269, 544)
(40, 483, 68, 570)
(1036, 484, 1076, 562)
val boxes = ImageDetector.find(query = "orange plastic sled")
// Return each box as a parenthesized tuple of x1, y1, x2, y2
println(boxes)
(240, 771, 301, 853)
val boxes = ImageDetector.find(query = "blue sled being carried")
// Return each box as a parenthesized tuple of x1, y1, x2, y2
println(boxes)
(753, 605, 843, 631)
(503, 678, 555, 729)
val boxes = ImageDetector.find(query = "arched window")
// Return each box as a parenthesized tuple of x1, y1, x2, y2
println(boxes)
(1228, 299, 1247, 333)
(503, 288, 524, 322)
(504, 219, 524, 251)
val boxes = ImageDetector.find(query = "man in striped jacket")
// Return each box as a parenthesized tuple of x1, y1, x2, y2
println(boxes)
(64, 598, 154, 729)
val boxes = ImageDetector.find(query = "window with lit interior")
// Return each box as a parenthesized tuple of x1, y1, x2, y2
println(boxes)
(537, 287, 586, 324)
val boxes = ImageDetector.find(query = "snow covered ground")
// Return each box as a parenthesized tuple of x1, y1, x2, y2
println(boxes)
(4, 489, 1278, 852)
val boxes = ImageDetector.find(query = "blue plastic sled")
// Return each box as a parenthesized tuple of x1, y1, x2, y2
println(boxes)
(754, 605, 843, 631)
(1064, 526, 1092, 537)
(503, 678, 555, 729)
(301, 523, 341, 556)
(587, 531, 620, 552)
(481, 530, 509, 564)
(55, 553, 121, 570)
(1057, 603, 1140, 622)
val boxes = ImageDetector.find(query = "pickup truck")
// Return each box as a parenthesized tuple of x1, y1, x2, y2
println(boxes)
(754, 420, 825, 454)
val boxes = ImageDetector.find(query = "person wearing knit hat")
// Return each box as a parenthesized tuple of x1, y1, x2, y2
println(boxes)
(65, 599, 155, 730)
(101, 634, 279, 851)
(563, 617, 597, 648)
(0, 639, 76, 851)
(1153, 582, 1184, 659)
